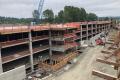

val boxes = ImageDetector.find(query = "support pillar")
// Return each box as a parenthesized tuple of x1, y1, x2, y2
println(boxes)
(0, 44, 3, 73)
(108, 23, 111, 32)
(102, 24, 103, 32)
(80, 25, 83, 41)
(91, 24, 94, 37)
(86, 23, 89, 41)
(49, 27, 53, 65)
(28, 23, 34, 72)
(95, 24, 97, 34)
(103, 24, 105, 31)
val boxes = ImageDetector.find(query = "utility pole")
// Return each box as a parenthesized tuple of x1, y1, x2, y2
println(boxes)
(29, 22, 34, 72)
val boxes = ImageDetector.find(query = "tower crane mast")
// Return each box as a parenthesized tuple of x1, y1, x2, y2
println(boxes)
(38, 0, 45, 19)
(32, 0, 45, 23)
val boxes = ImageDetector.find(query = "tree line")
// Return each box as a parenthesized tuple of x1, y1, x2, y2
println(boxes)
(42, 6, 98, 23)
(0, 17, 32, 25)
(0, 6, 98, 24)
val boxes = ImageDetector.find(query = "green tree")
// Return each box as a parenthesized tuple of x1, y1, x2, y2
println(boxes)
(57, 10, 64, 23)
(43, 9, 54, 23)
(79, 8, 87, 21)
(87, 13, 98, 21)
(63, 6, 82, 22)
(54, 15, 60, 23)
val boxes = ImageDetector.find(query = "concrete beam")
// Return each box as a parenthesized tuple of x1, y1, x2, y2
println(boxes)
(108, 47, 117, 50)
(108, 39, 114, 42)
(106, 41, 114, 44)
(96, 58, 119, 66)
(101, 50, 112, 54)
(92, 70, 117, 80)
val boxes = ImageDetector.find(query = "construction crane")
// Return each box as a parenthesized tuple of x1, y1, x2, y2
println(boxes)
(32, 0, 45, 23)
(38, 0, 45, 19)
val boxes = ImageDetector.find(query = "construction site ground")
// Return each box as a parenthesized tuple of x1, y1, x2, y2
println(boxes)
(52, 45, 116, 80)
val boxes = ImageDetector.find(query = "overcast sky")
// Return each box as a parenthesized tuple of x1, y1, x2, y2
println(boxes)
(0, 0, 120, 18)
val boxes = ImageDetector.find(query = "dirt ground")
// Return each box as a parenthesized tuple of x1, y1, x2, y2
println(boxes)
(53, 46, 105, 80)
(48, 30, 117, 80)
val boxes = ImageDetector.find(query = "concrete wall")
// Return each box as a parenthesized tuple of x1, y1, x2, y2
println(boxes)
(0, 65, 26, 80)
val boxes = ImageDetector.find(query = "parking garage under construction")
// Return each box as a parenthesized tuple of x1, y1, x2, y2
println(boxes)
(0, 21, 113, 80)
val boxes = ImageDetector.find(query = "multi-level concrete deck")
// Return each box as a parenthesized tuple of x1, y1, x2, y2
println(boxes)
(0, 21, 111, 74)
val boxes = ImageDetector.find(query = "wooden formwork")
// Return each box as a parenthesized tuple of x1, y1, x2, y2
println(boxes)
(92, 30, 120, 80)
(38, 52, 78, 72)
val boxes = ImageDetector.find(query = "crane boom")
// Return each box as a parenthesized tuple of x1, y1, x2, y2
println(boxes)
(38, 0, 45, 19)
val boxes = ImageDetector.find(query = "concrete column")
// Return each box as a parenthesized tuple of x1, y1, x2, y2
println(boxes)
(104, 24, 106, 31)
(28, 23, 34, 72)
(86, 23, 89, 45)
(108, 24, 111, 31)
(103, 24, 105, 31)
(91, 24, 94, 37)
(99, 24, 101, 33)
(49, 28, 53, 64)
(0, 44, 3, 73)
(80, 25, 83, 41)
(86, 24, 89, 41)
(105, 24, 107, 32)
(102, 24, 103, 32)
(95, 24, 97, 34)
